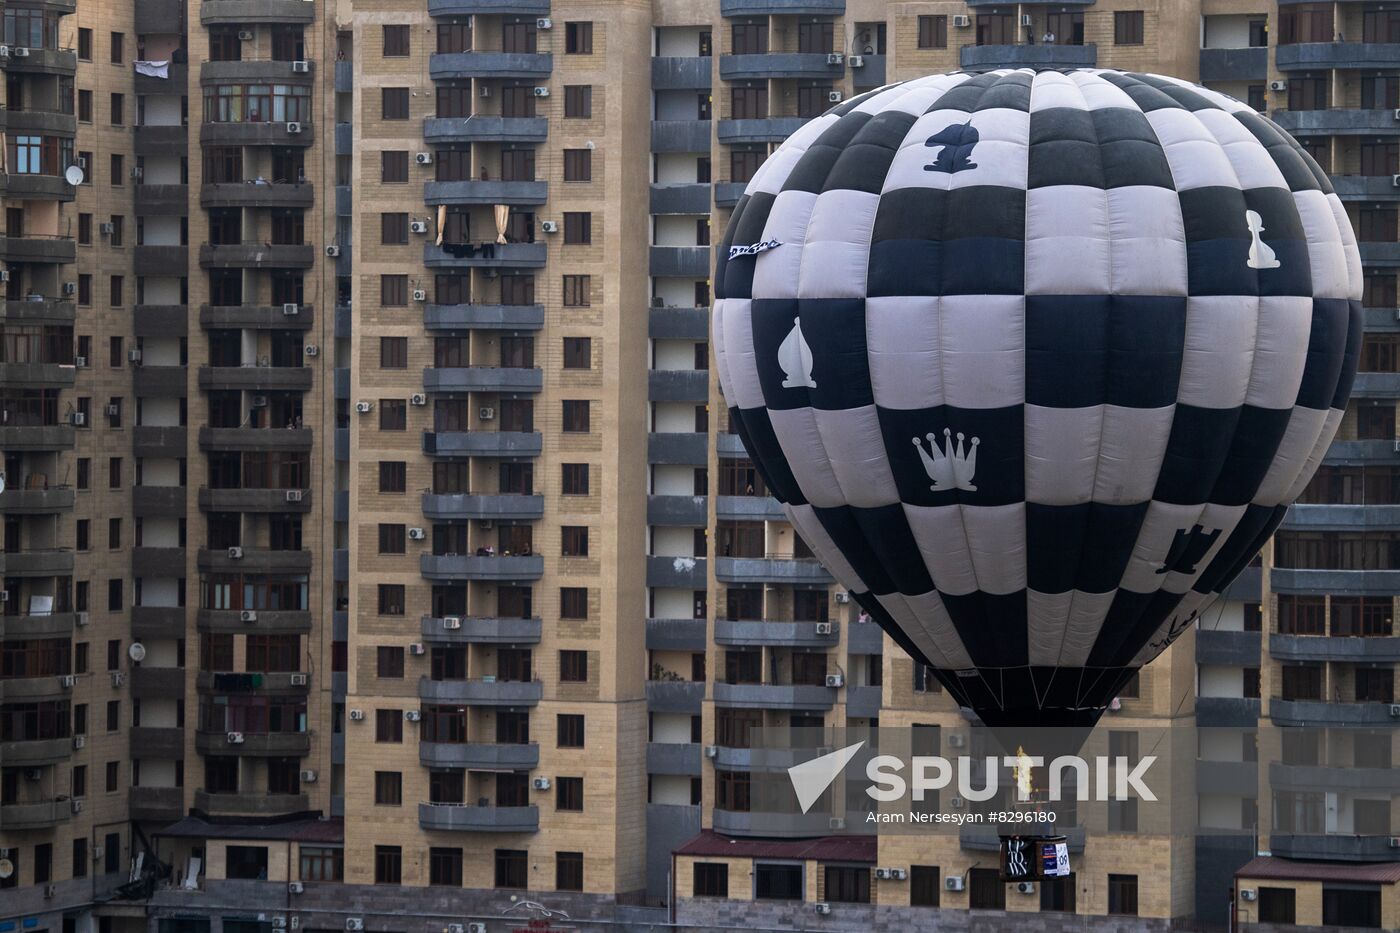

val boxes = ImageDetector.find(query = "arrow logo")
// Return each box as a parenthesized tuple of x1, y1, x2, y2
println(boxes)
(787, 741, 865, 814)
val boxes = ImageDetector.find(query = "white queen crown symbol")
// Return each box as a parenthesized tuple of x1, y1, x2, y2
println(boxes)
(912, 428, 979, 492)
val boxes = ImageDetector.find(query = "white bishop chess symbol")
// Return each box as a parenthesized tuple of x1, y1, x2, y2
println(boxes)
(778, 319, 816, 389)
(1245, 209, 1280, 270)
(912, 428, 979, 492)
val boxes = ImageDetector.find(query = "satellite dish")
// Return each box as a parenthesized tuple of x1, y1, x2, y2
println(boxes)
(64, 164, 84, 186)
(128, 642, 147, 663)
(0, 859, 13, 880)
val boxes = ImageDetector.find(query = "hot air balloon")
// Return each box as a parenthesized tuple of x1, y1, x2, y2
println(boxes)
(712, 69, 1361, 731)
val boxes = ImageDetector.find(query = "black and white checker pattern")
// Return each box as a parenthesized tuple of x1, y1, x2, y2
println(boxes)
(712, 70, 1362, 728)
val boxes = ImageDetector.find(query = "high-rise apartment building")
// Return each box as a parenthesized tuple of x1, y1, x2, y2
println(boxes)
(2, 1, 1398, 932)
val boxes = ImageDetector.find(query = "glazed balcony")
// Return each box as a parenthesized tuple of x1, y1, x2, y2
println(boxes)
(418, 801, 539, 833)
(0, 234, 75, 264)
(200, 0, 316, 24)
(198, 487, 312, 513)
(198, 242, 316, 269)
(201, 303, 315, 330)
(423, 179, 548, 206)
(200, 121, 314, 147)
(423, 115, 548, 145)
(194, 729, 311, 756)
(420, 553, 545, 582)
(420, 615, 542, 644)
(420, 741, 539, 769)
(128, 785, 184, 822)
(420, 492, 544, 521)
(960, 43, 1097, 70)
(714, 620, 840, 648)
(0, 799, 71, 830)
(133, 425, 188, 457)
(645, 618, 707, 652)
(422, 366, 543, 394)
(418, 675, 544, 706)
(196, 671, 309, 693)
(424, 303, 544, 330)
(428, 52, 552, 81)
(199, 182, 314, 210)
(423, 241, 546, 268)
(200, 60, 316, 85)
(422, 430, 542, 457)
(719, 53, 845, 81)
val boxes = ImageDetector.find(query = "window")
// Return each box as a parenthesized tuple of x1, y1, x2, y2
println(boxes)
(377, 646, 405, 679)
(969, 867, 1005, 910)
(732, 21, 768, 55)
(78, 274, 92, 305)
(374, 771, 402, 805)
(563, 337, 591, 368)
(910, 865, 939, 906)
(556, 776, 583, 810)
(1108, 874, 1138, 915)
(108, 579, 123, 611)
(380, 337, 407, 369)
(557, 713, 584, 748)
(111, 153, 124, 185)
(77, 519, 90, 551)
(824, 866, 870, 904)
(78, 27, 91, 60)
(564, 85, 592, 118)
(731, 86, 767, 120)
(383, 25, 409, 56)
(1114, 11, 1144, 45)
(374, 846, 402, 884)
(564, 149, 591, 181)
(563, 212, 592, 244)
(1041, 876, 1077, 912)
(565, 21, 593, 53)
(379, 523, 406, 554)
(495, 849, 528, 889)
(1323, 886, 1381, 927)
(110, 31, 123, 63)
(562, 463, 589, 496)
(555, 851, 583, 891)
(72, 838, 88, 878)
(110, 275, 124, 306)
(382, 88, 409, 119)
(917, 16, 948, 49)
(1258, 888, 1296, 924)
(379, 461, 406, 493)
(381, 274, 408, 306)
(429, 847, 462, 886)
(382, 151, 408, 183)
(110, 92, 124, 125)
(381, 212, 408, 244)
(562, 526, 589, 556)
(560, 587, 588, 620)
(693, 862, 728, 897)
(78, 90, 92, 123)
(563, 275, 591, 307)
(375, 709, 404, 743)
(72, 765, 86, 798)
(109, 517, 121, 549)
(380, 399, 407, 431)
(560, 650, 588, 682)
(105, 760, 119, 791)
(755, 863, 803, 900)
(563, 400, 590, 432)
(378, 584, 405, 616)
(299, 847, 344, 882)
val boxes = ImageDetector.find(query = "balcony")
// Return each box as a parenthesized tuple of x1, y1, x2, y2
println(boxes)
(647, 494, 708, 526)
(720, 0, 844, 13)
(650, 184, 712, 216)
(200, 121, 314, 147)
(196, 547, 312, 573)
(132, 486, 185, 518)
(428, 0, 549, 13)
(135, 184, 190, 214)
(197, 609, 311, 634)
(1269, 834, 1399, 862)
(646, 554, 707, 588)
(200, 0, 316, 24)
(650, 246, 711, 279)
(135, 124, 188, 154)
(2, 109, 76, 137)
(1269, 634, 1400, 663)
(1350, 372, 1400, 398)
(198, 487, 312, 513)
(196, 671, 309, 694)
(1270, 568, 1400, 595)
(3, 47, 78, 76)
(648, 432, 707, 465)
(200, 60, 316, 85)
(645, 618, 707, 651)
(424, 303, 544, 330)
(649, 369, 709, 402)
(420, 615, 542, 644)
(715, 620, 840, 648)
(2, 297, 74, 325)
(961, 44, 1097, 69)
(422, 430, 542, 457)
(422, 366, 543, 393)
(198, 242, 316, 269)
(131, 547, 187, 579)
(712, 807, 845, 838)
(130, 365, 185, 397)
(1195, 758, 1259, 796)
(199, 182, 314, 209)
(129, 785, 184, 822)
(128, 726, 186, 760)
(194, 730, 311, 756)
(201, 303, 315, 330)
(646, 680, 705, 713)
(652, 57, 712, 90)
(716, 557, 832, 585)
(132, 605, 187, 640)
(1325, 440, 1400, 463)
(420, 741, 540, 770)
(129, 665, 186, 699)
(420, 553, 544, 581)
(852, 54, 885, 88)
(135, 304, 190, 336)
(423, 179, 548, 206)
(418, 801, 539, 833)
(1, 612, 75, 640)
(1270, 761, 1400, 793)
(719, 53, 844, 81)
(0, 425, 74, 450)
(335, 122, 351, 154)
(136, 0, 185, 33)
(848, 620, 884, 655)
(192, 790, 310, 815)
(1277, 41, 1400, 70)
(1269, 698, 1400, 727)
(1198, 47, 1267, 82)
(134, 425, 188, 457)
(716, 495, 786, 522)
(0, 675, 68, 702)
(418, 676, 544, 706)
(0, 234, 76, 264)
(1194, 697, 1260, 728)
(198, 365, 312, 393)
(714, 182, 746, 208)
(716, 118, 808, 145)
(1196, 629, 1261, 666)
(423, 116, 548, 144)
(0, 799, 70, 830)
(428, 52, 552, 80)
(421, 492, 544, 521)
(712, 682, 837, 710)
(0, 737, 70, 766)
(847, 684, 881, 717)
(423, 241, 546, 268)
(1332, 175, 1400, 200)
(961, 824, 1087, 853)
(334, 60, 352, 93)
(651, 120, 712, 153)
(0, 549, 74, 576)
(135, 61, 188, 96)
(649, 306, 709, 340)
(647, 742, 702, 777)
(1270, 109, 1397, 135)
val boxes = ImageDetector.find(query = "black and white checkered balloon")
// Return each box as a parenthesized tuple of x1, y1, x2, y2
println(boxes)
(713, 70, 1361, 728)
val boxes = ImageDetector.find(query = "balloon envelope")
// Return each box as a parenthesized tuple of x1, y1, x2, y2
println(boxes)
(712, 69, 1361, 728)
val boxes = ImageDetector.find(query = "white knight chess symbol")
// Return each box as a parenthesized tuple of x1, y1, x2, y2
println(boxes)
(778, 319, 816, 389)
(1245, 209, 1281, 270)
(912, 428, 979, 492)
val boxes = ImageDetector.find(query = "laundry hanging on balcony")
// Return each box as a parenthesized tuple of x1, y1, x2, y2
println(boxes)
(436, 204, 446, 247)
(494, 204, 510, 244)
(134, 60, 169, 79)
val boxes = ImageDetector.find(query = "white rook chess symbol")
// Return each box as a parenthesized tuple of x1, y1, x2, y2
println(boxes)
(1245, 209, 1281, 270)
(778, 319, 816, 389)
(913, 428, 979, 492)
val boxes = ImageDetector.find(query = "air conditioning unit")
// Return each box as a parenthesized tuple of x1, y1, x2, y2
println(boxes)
(835, 591, 851, 604)
(1020, 14, 1033, 26)
(272, 918, 287, 930)
(75, 356, 87, 368)
(100, 222, 115, 235)
(447, 926, 465, 933)
(292, 60, 310, 73)
(408, 527, 426, 540)
(14, 47, 30, 58)
(536, 17, 552, 28)
(828, 91, 843, 103)
(285, 489, 304, 503)
(282, 303, 300, 315)
(128, 349, 142, 364)
(72, 734, 85, 749)
(948, 733, 966, 748)
(815, 622, 833, 635)
(479, 406, 496, 420)
(355, 401, 373, 413)
(850, 55, 864, 67)
(480, 85, 491, 98)
(288, 882, 305, 894)
(412, 289, 427, 302)
(1240, 888, 1257, 901)
(299, 769, 317, 782)
(24, 768, 41, 781)
(533, 87, 550, 97)
(813, 903, 831, 916)
(828, 817, 845, 830)
(287, 122, 303, 134)
(540, 220, 559, 233)
(826, 53, 843, 65)
(107, 404, 121, 417)
(404, 710, 422, 722)
(61, 674, 76, 688)
(704, 745, 718, 758)
(415, 152, 433, 165)
(63, 282, 77, 296)
(1269, 80, 1288, 91)
(410, 393, 427, 406)
(238, 30, 254, 40)
(950, 796, 965, 808)
(112, 672, 126, 687)
(0, 46, 9, 58)
(1390, 704, 1400, 717)
(533, 777, 551, 790)
(348, 709, 365, 721)
(304, 345, 319, 357)
(953, 15, 971, 27)
(1017, 881, 1036, 895)
(76, 611, 89, 626)
(888, 868, 907, 880)
(945, 876, 965, 892)
(0, 270, 9, 282)
(409, 643, 425, 655)
(325, 245, 340, 257)
(466, 925, 486, 933)
(874, 868, 892, 880)
(346, 921, 364, 932)
(290, 674, 308, 686)
(228, 546, 244, 559)
(251, 395, 269, 408)
(1389, 836, 1400, 848)
(131, 166, 143, 179)
(825, 674, 844, 688)
(44, 884, 56, 899)
(443, 616, 462, 629)
(70, 799, 82, 814)
(240, 610, 257, 622)
(227, 732, 244, 744)
(410, 221, 428, 234)
(91, 845, 103, 860)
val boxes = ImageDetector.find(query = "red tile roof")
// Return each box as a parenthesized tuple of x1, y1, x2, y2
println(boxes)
(1236, 856, 1400, 885)
(675, 830, 876, 863)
